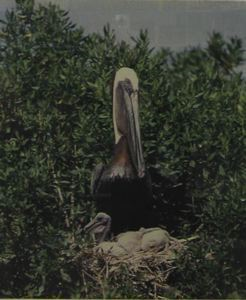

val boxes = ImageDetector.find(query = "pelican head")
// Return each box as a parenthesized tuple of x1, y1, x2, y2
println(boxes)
(113, 67, 145, 178)
(84, 212, 111, 243)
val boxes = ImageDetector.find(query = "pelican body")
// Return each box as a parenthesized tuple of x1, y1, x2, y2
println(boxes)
(91, 68, 152, 233)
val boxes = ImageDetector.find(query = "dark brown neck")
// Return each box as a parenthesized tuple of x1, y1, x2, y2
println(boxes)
(105, 136, 135, 179)
(112, 136, 131, 167)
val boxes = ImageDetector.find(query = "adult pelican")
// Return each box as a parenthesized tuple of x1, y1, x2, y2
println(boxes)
(91, 68, 153, 233)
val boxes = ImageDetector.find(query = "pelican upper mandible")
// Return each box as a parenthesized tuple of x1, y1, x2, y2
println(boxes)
(91, 68, 153, 234)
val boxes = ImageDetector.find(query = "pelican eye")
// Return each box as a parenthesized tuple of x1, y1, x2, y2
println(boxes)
(96, 216, 105, 222)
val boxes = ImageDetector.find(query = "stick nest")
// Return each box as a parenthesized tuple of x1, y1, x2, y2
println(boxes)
(73, 237, 192, 298)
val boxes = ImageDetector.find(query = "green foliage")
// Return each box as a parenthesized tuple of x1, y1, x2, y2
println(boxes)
(0, 0, 245, 298)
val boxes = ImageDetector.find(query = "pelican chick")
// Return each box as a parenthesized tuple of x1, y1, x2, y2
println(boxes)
(84, 212, 171, 257)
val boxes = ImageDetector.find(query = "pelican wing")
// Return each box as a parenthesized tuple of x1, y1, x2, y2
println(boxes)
(141, 228, 170, 251)
(95, 241, 128, 257)
(90, 163, 105, 194)
(117, 231, 142, 253)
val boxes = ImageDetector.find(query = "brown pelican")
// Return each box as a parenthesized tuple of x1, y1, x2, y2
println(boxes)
(84, 212, 171, 257)
(91, 68, 153, 233)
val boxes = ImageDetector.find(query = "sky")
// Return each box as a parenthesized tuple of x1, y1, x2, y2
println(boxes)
(1, 0, 246, 72)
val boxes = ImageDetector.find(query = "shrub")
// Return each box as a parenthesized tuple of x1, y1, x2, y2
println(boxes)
(0, 0, 245, 297)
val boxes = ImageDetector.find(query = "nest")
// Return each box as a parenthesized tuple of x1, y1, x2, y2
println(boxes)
(73, 237, 195, 298)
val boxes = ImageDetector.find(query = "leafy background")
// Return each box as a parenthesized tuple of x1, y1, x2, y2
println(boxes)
(0, 0, 245, 298)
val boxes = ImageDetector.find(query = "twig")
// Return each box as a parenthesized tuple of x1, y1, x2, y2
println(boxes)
(51, 166, 70, 229)
(82, 269, 99, 283)
(81, 271, 88, 297)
